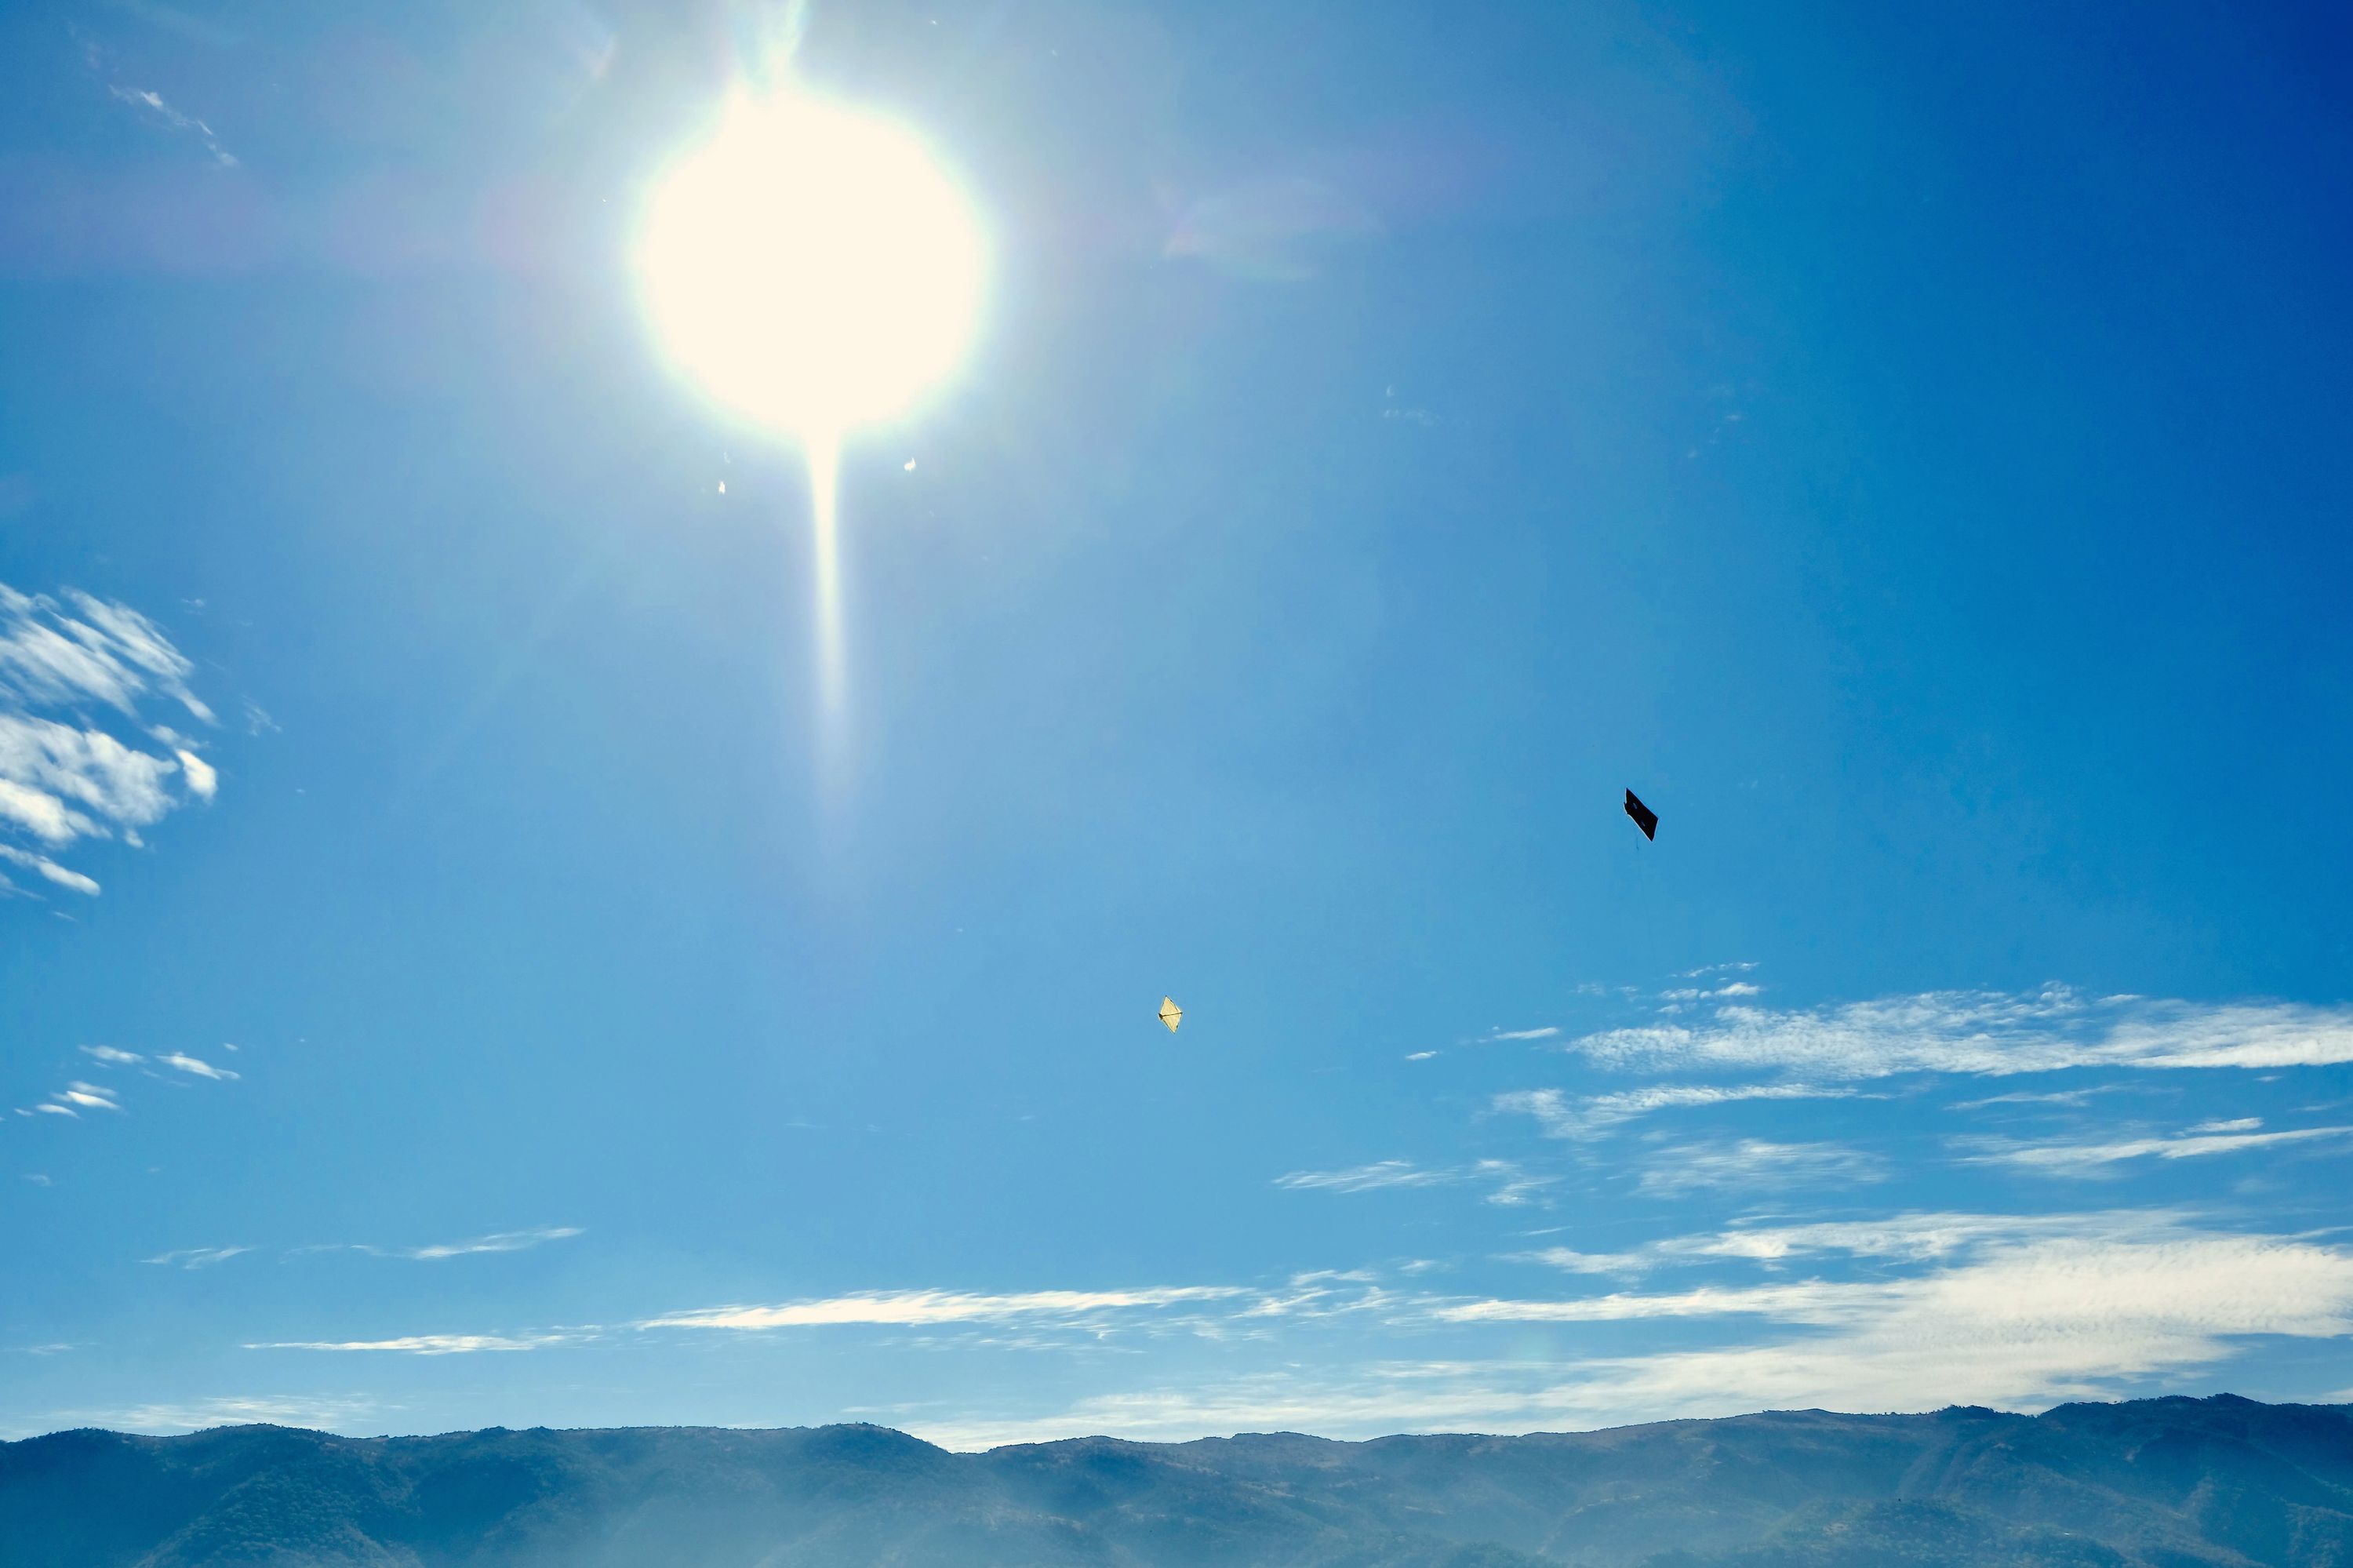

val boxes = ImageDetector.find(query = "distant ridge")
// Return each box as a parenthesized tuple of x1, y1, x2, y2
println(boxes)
(5, 1395, 2352, 1566)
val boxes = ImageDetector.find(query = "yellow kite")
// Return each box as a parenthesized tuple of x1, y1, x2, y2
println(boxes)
(1158, 997, 1183, 1032)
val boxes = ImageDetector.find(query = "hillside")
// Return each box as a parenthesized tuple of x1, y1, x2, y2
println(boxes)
(5, 1395, 2352, 1566)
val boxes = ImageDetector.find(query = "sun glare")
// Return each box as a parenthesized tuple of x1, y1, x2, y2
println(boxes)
(638, 89, 985, 723)
(637, 91, 987, 440)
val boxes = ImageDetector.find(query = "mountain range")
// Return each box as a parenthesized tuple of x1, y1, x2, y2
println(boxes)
(6, 1395, 2353, 1566)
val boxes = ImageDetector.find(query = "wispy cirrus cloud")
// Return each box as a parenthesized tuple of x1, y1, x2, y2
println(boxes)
(0, 842, 102, 895)
(1275, 1159, 1555, 1206)
(248, 1333, 566, 1355)
(1275, 1160, 1452, 1194)
(106, 85, 238, 166)
(157, 1051, 238, 1082)
(23, 1042, 243, 1124)
(0, 587, 210, 719)
(1947, 1084, 2138, 1111)
(641, 1286, 1246, 1333)
(1675, 961, 1759, 980)
(1495, 1082, 1854, 1140)
(256, 1277, 1413, 1368)
(1635, 1138, 1882, 1196)
(78, 1045, 143, 1065)
(52, 1080, 123, 1114)
(1954, 1121, 2353, 1177)
(144, 1246, 252, 1269)
(1511, 1209, 2181, 1276)
(287, 1225, 584, 1262)
(401, 1226, 580, 1261)
(1657, 981, 1765, 1011)
(1562, 988, 2353, 1082)
(0, 585, 224, 897)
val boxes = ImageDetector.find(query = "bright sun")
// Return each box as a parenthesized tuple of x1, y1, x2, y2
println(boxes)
(637, 89, 986, 724)
(637, 91, 987, 441)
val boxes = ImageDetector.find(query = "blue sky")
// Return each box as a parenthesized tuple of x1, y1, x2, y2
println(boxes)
(4, 0, 2352, 1446)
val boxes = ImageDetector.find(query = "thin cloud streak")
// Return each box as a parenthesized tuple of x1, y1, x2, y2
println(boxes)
(1275, 1160, 1452, 1194)
(290, 1226, 585, 1261)
(54, 1081, 122, 1112)
(641, 1286, 1247, 1332)
(1497, 1082, 1854, 1140)
(249, 1334, 562, 1355)
(1563, 989, 2353, 1082)
(144, 1246, 252, 1269)
(402, 1226, 581, 1261)
(1511, 1209, 2187, 1275)
(1274, 1159, 1555, 1207)
(104, 84, 237, 166)
(158, 1052, 238, 1081)
(1955, 1124, 2353, 1177)
(1636, 1139, 1882, 1196)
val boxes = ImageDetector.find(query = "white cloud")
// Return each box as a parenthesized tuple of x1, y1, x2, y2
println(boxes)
(176, 749, 216, 799)
(0, 588, 205, 719)
(1496, 1082, 1855, 1140)
(0, 586, 223, 895)
(78, 1045, 143, 1065)
(640, 1286, 1246, 1333)
(0, 844, 101, 896)
(1636, 1138, 1881, 1196)
(1564, 988, 2353, 1082)
(915, 1223, 2353, 1446)
(33, 1103, 77, 1118)
(0, 716, 180, 831)
(158, 1052, 238, 1081)
(1504, 1246, 1653, 1275)
(0, 776, 89, 842)
(144, 1246, 252, 1269)
(1483, 1229, 2353, 1419)
(1955, 1124, 2353, 1177)
(55, 1081, 123, 1112)
(1485, 1027, 1560, 1042)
